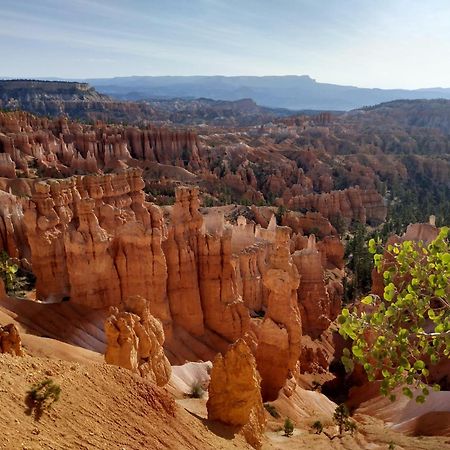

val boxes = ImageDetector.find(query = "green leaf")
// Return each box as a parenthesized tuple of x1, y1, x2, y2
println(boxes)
(416, 395, 426, 404)
(413, 360, 425, 370)
(352, 345, 364, 358)
(402, 387, 413, 399)
(341, 355, 354, 373)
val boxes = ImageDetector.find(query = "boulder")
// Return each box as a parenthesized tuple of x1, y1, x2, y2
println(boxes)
(0, 323, 23, 356)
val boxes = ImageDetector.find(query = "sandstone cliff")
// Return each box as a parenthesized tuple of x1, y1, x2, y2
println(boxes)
(0, 168, 345, 404)
(288, 187, 387, 225)
(21, 170, 170, 328)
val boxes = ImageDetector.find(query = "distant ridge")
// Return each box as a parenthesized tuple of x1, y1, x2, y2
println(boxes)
(0, 79, 296, 126)
(78, 75, 450, 110)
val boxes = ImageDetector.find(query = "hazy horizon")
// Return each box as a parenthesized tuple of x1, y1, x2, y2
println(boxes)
(2, 0, 450, 89)
(1, 75, 450, 92)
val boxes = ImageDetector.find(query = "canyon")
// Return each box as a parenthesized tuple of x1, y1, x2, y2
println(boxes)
(0, 97, 449, 449)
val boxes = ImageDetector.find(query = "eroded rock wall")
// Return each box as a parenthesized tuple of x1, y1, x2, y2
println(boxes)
(1, 169, 345, 402)
(288, 187, 387, 225)
(22, 170, 171, 331)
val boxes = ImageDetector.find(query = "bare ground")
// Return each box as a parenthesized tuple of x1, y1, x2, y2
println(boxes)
(0, 354, 249, 450)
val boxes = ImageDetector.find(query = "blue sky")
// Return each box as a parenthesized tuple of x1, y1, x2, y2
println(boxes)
(1, 0, 450, 88)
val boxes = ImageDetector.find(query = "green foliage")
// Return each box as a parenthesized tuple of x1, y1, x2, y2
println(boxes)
(189, 383, 204, 399)
(275, 205, 287, 225)
(263, 403, 280, 418)
(308, 226, 322, 238)
(344, 223, 374, 299)
(0, 251, 27, 295)
(25, 378, 61, 420)
(333, 404, 356, 436)
(312, 420, 323, 434)
(339, 227, 450, 400)
(202, 195, 216, 207)
(330, 214, 347, 235)
(383, 175, 450, 235)
(283, 417, 294, 437)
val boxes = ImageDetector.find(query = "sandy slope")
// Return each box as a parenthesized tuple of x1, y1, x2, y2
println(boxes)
(2, 301, 450, 449)
(0, 298, 107, 353)
(354, 384, 450, 437)
(0, 355, 250, 450)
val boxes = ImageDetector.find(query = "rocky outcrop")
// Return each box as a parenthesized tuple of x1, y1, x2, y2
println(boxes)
(164, 188, 250, 343)
(0, 163, 344, 399)
(252, 226, 302, 401)
(282, 210, 335, 237)
(288, 187, 387, 225)
(317, 235, 345, 269)
(0, 323, 23, 356)
(293, 235, 341, 338)
(0, 154, 16, 178)
(104, 296, 171, 386)
(163, 188, 205, 336)
(207, 339, 266, 449)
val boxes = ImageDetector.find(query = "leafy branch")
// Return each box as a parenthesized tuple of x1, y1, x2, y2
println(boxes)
(339, 227, 450, 402)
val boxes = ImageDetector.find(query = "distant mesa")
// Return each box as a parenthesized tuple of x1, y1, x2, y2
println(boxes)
(83, 75, 450, 110)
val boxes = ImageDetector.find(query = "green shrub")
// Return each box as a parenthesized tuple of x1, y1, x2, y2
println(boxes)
(283, 417, 294, 437)
(189, 383, 204, 399)
(339, 227, 450, 401)
(312, 420, 323, 434)
(263, 403, 280, 418)
(333, 404, 356, 436)
(26, 378, 61, 420)
(0, 251, 32, 296)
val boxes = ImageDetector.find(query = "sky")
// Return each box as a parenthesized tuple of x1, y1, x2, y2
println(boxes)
(1, 0, 450, 89)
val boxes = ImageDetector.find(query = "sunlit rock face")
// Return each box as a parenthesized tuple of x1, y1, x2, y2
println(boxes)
(0, 165, 346, 402)
(21, 170, 170, 324)
(207, 339, 266, 449)
(253, 226, 302, 401)
(105, 295, 171, 386)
